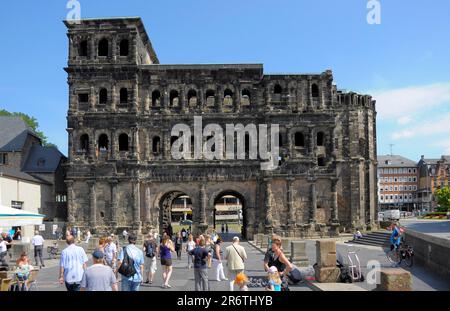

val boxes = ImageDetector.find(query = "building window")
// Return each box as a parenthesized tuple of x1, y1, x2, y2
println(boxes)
(118, 134, 129, 151)
(98, 38, 109, 56)
(389, 186, 393, 191)
(274, 84, 282, 94)
(242, 89, 251, 100)
(120, 39, 129, 56)
(394, 186, 398, 191)
(380, 195, 384, 201)
(79, 134, 89, 154)
(187, 89, 197, 105)
(79, 40, 88, 57)
(317, 132, 325, 146)
(56, 194, 67, 203)
(78, 93, 89, 104)
(170, 90, 179, 107)
(413, 168, 417, 173)
(0, 153, 7, 165)
(11, 201, 23, 210)
(408, 168, 412, 173)
(98, 134, 109, 151)
(152, 136, 161, 154)
(399, 186, 403, 191)
(311, 84, 319, 98)
(120, 88, 128, 104)
(318, 156, 326, 167)
(99, 88, 108, 104)
(295, 132, 305, 147)
(413, 177, 416, 182)
(150, 90, 160, 107)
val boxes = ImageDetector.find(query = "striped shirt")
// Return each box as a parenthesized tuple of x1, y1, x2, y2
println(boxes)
(60, 244, 88, 284)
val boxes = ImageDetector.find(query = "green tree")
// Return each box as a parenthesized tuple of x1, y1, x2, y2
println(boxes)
(435, 186, 450, 212)
(0, 109, 53, 146)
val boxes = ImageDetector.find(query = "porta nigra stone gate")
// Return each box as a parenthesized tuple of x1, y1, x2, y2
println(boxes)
(64, 17, 378, 239)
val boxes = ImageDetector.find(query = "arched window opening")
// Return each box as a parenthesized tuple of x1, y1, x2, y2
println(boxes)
(120, 39, 129, 56)
(242, 89, 251, 99)
(99, 88, 108, 104)
(79, 40, 88, 57)
(79, 134, 89, 154)
(119, 133, 129, 151)
(98, 134, 109, 151)
(120, 88, 128, 104)
(295, 132, 305, 147)
(170, 90, 179, 107)
(152, 136, 161, 154)
(187, 89, 197, 106)
(98, 38, 109, 57)
(224, 89, 233, 98)
(274, 84, 282, 94)
(318, 156, 326, 167)
(152, 90, 161, 106)
(312, 84, 319, 98)
(206, 89, 215, 106)
(317, 132, 325, 146)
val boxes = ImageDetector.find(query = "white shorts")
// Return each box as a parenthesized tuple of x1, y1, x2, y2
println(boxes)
(144, 256, 157, 274)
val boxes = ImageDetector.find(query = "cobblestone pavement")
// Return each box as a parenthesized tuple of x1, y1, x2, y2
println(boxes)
(35, 238, 311, 292)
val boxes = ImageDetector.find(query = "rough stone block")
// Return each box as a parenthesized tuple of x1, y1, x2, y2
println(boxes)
(316, 239, 337, 268)
(314, 266, 341, 283)
(261, 235, 268, 248)
(376, 269, 412, 291)
(281, 238, 291, 256)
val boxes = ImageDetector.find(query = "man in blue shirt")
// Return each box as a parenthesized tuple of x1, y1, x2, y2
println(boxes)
(59, 235, 88, 291)
(117, 233, 144, 291)
(390, 222, 402, 250)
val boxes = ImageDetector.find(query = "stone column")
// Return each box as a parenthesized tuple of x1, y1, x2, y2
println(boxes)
(111, 36, 117, 60)
(111, 84, 117, 112)
(132, 180, 141, 230)
(308, 125, 315, 156)
(144, 89, 150, 113)
(132, 127, 139, 159)
(89, 86, 96, 112)
(110, 129, 117, 160)
(164, 130, 171, 160)
(163, 89, 170, 114)
(180, 89, 187, 113)
(309, 179, 317, 224)
(286, 177, 296, 236)
(66, 181, 75, 224)
(145, 182, 152, 224)
(87, 180, 97, 228)
(264, 178, 274, 233)
(132, 82, 139, 112)
(330, 177, 339, 223)
(88, 130, 95, 160)
(235, 86, 241, 113)
(67, 128, 74, 160)
(314, 239, 340, 283)
(110, 180, 118, 227)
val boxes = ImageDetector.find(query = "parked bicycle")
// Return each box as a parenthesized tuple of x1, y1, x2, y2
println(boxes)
(47, 242, 58, 260)
(386, 242, 414, 267)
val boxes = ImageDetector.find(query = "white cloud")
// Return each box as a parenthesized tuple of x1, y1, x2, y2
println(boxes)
(430, 138, 450, 155)
(397, 116, 413, 125)
(392, 113, 450, 140)
(373, 83, 450, 120)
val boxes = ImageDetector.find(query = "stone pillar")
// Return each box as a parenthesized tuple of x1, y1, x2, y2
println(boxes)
(132, 82, 139, 112)
(309, 179, 317, 224)
(286, 177, 295, 236)
(111, 84, 117, 112)
(163, 89, 170, 114)
(87, 180, 97, 228)
(89, 86, 96, 112)
(235, 86, 241, 113)
(290, 241, 309, 267)
(145, 182, 152, 224)
(132, 181, 141, 230)
(67, 180, 75, 224)
(330, 177, 340, 236)
(67, 128, 74, 160)
(69, 82, 77, 113)
(144, 89, 150, 113)
(308, 126, 315, 155)
(110, 180, 118, 227)
(110, 129, 117, 160)
(111, 36, 117, 60)
(180, 89, 187, 113)
(376, 269, 412, 291)
(132, 127, 139, 159)
(264, 178, 274, 234)
(314, 239, 340, 283)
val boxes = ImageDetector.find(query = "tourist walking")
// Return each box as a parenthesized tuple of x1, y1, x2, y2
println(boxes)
(174, 232, 183, 260)
(225, 223, 229, 233)
(117, 234, 145, 291)
(0, 236, 10, 268)
(189, 237, 210, 291)
(80, 250, 118, 291)
(225, 236, 247, 291)
(31, 231, 45, 268)
(59, 235, 89, 291)
(204, 235, 214, 268)
(84, 230, 92, 244)
(104, 237, 117, 269)
(186, 234, 196, 269)
(122, 229, 128, 241)
(213, 238, 227, 281)
(143, 233, 158, 284)
(181, 228, 187, 242)
(160, 235, 175, 288)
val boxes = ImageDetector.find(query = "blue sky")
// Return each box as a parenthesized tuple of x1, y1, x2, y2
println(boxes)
(1, 0, 450, 161)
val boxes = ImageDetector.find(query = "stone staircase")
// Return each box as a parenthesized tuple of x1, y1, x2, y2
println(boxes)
(345, 230, 391, 247)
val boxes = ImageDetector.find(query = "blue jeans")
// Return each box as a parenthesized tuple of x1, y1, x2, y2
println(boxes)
(121, 277, 141, 291)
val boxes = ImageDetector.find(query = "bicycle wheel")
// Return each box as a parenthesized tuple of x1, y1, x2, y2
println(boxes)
(386, 249, 400, 264)
(403, 253, 413, 267)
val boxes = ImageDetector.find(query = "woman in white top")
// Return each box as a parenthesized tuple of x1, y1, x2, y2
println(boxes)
(185, 234, 196, 269)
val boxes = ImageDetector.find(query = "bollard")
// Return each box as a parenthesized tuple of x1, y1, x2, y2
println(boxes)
(281, 238, 291, 257)
(290, 241, 309, 267)
(314, 239, 340, 283)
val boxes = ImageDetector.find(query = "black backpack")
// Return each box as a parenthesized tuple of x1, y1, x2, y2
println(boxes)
(145, 242, 155, 258)
(118, 247, 137, 278)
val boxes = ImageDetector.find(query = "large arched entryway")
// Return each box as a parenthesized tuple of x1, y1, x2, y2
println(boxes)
(213, 191, 247, 240)
(159, 191, 193, 236)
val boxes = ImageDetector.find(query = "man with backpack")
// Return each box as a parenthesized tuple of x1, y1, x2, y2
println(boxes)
(117, 234, 144, 291)
(143, 233, 159, 284)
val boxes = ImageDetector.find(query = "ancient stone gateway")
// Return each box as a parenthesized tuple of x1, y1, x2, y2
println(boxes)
(64, 17, 378, 240)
